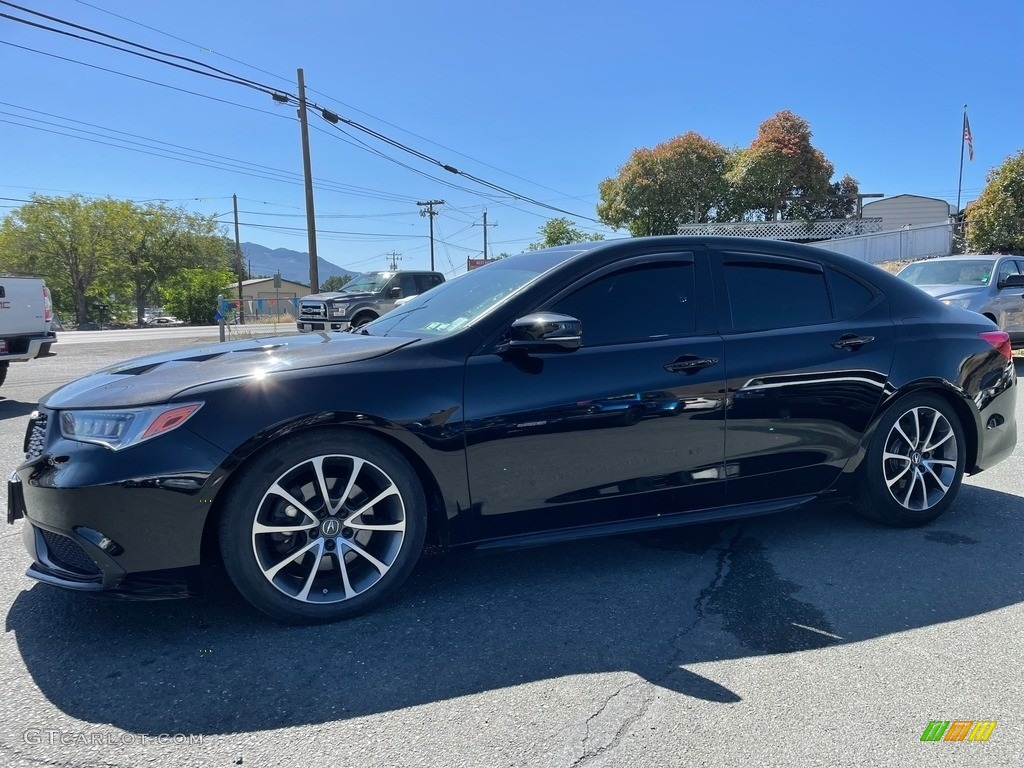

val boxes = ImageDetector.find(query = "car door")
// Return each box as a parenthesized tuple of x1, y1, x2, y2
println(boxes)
(993, 258, 1024, 333)
(460, 250, 727, 544)
(711, 248, 895, 505)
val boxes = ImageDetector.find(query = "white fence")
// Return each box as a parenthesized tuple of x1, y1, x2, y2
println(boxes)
(677, 218, 884, 240)
(819, 221, 953, 264)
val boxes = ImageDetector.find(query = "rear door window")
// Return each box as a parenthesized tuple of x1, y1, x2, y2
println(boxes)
(723, 257, 831, 331)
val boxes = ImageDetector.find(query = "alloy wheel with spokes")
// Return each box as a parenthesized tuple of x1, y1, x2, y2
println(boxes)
(252, 454, 407, 604)
(882, 405, 958, 511)
(858, 394, 966, 527)
(220, 430, 426, 623)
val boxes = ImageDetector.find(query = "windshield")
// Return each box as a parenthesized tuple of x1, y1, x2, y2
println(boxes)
(363, 248, 590, 337)
(338, 272, 392, 294)
(898, 259, 995, 287)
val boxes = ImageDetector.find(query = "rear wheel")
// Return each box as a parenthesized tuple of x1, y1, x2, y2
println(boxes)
(219, 429, 427, 623)
(0, 362, 8, 388)
(856, 394, 965, 527)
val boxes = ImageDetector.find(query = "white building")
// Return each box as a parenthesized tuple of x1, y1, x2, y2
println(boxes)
(861, 194, 956, 232)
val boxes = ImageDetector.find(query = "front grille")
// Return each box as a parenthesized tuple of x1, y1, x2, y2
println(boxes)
(23, 411, 48, 460)
(300, 301, 327, 320)
(40, 529, 102, 576)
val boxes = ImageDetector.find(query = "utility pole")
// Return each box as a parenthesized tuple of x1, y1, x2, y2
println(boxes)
(473, 210, 498, 260)
(297, 68, 319, 293)
(232, 193, 245, 324)
(417, 200, 445, 271)
(387, 251, 402, 270)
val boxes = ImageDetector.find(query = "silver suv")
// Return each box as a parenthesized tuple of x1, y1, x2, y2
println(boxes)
(897, 254, 1024, 346)
(297, 270, 445, 332)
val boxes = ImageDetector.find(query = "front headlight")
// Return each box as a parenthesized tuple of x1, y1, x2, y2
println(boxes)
(941, 298, 973, 309)
(330, 304, 348, 317)
(59, 402, 203, 451)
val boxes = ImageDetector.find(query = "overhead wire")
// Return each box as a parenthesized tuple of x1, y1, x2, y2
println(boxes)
(70, 0, 594, 208)
(0, 2, 285, 96)
(0, 40, 293, 121)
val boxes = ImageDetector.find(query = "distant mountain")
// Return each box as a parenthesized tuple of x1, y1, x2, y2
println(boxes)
(240, 242, 360, 286)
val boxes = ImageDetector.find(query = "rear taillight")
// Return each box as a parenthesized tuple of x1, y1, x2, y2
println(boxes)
(980, 330, 1012, 360)
(42, 286, 52, 322)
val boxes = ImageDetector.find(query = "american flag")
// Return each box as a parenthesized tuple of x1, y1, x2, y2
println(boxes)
(964, 113, 974, 161)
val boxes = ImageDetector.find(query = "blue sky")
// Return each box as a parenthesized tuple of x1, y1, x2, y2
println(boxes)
(1, 0, 1020, 276)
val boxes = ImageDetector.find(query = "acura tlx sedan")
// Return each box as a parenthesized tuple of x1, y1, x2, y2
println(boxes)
(7, 237, 1018, 624)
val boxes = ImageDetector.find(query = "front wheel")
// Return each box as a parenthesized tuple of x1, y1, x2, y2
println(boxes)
(219, 429, 427, 623)
(856, 394, 966, 527)
(0, 362, 8, 388)
(349, 313, 377, 328)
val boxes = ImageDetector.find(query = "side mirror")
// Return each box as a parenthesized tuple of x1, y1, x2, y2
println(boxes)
(999, 273, 1024, 289)
(500, 313, 582, 354)
(389, 287, 402, 298)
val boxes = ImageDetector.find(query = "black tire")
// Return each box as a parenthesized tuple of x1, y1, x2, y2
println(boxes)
(218, 428, 427, 624)
(856, 393, 966, 527)
(0, 362, 8, 388)
(39, 343, 53, 356)
(350, 313, 377, 328)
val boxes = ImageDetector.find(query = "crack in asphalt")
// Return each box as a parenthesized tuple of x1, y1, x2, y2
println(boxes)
(571, 680, 654, 768)
(570, 526, 743, 767)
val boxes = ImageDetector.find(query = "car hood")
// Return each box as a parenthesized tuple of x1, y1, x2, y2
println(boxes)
(40, 332, 417, 409)
(914, 285, 986, 300)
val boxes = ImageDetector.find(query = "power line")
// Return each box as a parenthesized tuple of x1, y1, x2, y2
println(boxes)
(0, 2, 285, 97)
(0, 111, 415, 203)
(0, 39, 293, 121)
(72, 0, 296, 89)
(239, 221, 428, 238)
(3, 5, 598, 221)
(311, 111, 599, 221)
(70, 0, 592, 207)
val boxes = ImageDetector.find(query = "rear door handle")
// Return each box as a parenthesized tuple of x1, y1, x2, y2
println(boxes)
(831, 333, 875, 350)
(664, 356, 718, 373)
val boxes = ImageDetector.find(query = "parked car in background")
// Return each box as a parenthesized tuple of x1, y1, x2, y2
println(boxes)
(897, 254, 1024, 347)
(297, 270, 445, 332)
(147, 316, 185, 327)
(0, 275, 56, 389)
(8, 237, 1017, 624)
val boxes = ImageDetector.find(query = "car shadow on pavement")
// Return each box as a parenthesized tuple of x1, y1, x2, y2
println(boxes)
(0, 399, 39, 422)
(5, 484, 1023, 735)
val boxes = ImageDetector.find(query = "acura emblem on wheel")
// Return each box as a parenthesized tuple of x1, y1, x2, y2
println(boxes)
(321, 518, 341, 537)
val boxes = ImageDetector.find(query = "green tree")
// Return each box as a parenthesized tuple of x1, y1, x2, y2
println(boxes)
(527, 218, 604, 250)
(162, 267, 235, 324)
(106, 201, 232, 325)
(0, 195, 115, 322)
(967, 150, 1024, 253)
(597, 131, 732, 235)
(320, 274, 352, 292)
(726, 111, 838, 221)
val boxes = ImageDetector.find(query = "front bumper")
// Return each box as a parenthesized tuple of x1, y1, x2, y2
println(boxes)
(297, 319, 349, 332)
(9, 407, 227, 599)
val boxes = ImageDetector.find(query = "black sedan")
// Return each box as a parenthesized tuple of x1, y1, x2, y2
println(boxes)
(7, 237, 1017, 624)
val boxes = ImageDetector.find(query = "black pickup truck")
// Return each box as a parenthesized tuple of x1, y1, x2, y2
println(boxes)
(297, 270, 445, 332)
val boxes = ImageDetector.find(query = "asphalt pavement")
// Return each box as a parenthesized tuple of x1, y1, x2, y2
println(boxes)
(0, 335, 1021, 768)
